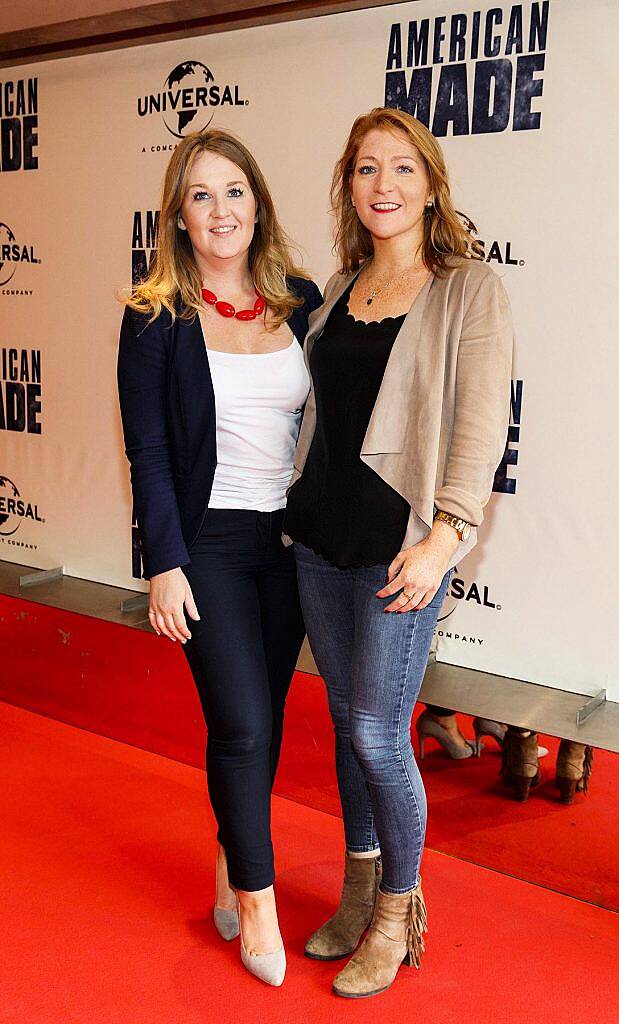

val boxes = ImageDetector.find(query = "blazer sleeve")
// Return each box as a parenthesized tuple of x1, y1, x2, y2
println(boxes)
(117, 307, 190, 579)
(287, 276, 324, 345)
(434, 271, 514, 526)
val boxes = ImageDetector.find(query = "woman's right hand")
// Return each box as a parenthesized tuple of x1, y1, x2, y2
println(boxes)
(148, 567, 200, 643)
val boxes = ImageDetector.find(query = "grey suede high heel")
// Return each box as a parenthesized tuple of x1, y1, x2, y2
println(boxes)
(416, 710, 475, 760)
(213, 903, 240, 941)
(239, 915, 286, 987)
(214, 847, 240, 941)
(473, 717, 507, 757)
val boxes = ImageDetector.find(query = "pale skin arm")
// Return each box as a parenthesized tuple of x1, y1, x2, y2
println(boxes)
(376, 519, 460, 613)
(148, 567, 201, 642)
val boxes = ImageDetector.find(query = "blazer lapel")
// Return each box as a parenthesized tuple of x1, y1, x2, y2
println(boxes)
(292, 270, 357, 477)
(304, 270, 358, 362)
(174, 311, 216, 418)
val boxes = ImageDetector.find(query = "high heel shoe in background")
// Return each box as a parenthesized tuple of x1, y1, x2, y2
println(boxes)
(500, 727, 541, 802)
(473, 717, 507, 756)
(473, 718, 549, 760)
(555, 740, 593, 804)
(416, 709, 475, 760)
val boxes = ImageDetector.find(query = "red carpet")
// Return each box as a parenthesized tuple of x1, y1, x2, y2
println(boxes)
(2, 593, 618, 910)
(1, 702, 617, 1024)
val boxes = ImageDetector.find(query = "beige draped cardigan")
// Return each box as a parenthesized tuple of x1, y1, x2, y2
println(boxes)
(285, 256, 514, 570)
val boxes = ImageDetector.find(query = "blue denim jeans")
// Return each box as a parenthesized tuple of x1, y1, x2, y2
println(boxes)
(294, 542, 452, 894)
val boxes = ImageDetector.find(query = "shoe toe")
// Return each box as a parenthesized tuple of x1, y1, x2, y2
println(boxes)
(213, 906, 240, 941)
(304, 932, 323, 956)
(241, 945, 286, 986)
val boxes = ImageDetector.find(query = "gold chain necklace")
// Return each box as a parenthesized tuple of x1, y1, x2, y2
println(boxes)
(361, 263, 425, 306)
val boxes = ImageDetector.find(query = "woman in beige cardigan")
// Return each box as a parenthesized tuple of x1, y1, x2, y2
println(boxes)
(284, 107, 513, 998)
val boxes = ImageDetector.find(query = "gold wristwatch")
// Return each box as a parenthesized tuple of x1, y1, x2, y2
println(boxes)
(433, 509, 472, 541)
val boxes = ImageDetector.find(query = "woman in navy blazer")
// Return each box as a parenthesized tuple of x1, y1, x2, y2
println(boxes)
(119, 274, 319, 579)
(117, 129, 321, 987)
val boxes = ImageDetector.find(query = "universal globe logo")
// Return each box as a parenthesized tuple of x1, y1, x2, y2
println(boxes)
(138, 61, 247, 139)
(0, 475, 44, 536)
(0, 221, 40, 286)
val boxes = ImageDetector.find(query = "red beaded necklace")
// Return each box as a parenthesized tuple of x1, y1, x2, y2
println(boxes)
(201, 287, 266, 321)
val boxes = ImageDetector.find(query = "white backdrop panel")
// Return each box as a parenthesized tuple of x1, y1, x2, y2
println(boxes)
(0, 0, 616, 698)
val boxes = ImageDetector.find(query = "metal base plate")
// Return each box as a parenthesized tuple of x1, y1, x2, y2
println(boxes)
(3, 557, 618, 752)
(421, 657, 618, 752)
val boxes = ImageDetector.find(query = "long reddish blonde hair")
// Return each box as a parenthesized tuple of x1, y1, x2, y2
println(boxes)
(331, 107, 483, 274)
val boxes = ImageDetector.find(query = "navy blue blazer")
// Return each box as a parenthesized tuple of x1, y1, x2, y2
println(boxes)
(117, 276, 323, 579)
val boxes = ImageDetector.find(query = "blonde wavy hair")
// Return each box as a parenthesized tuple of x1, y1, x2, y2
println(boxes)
(331, 107, 483, 274)
(125, 128, 307, 327)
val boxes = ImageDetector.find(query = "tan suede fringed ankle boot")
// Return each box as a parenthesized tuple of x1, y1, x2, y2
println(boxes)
(332, 881, 427, 998)
(304, 853, 381, 961)
(556, 740, 593, 804)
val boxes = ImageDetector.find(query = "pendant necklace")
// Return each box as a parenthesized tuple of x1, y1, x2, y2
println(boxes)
(364, 265, 418, 306)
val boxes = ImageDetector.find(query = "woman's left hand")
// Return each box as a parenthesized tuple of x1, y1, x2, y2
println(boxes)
(376, 521, 460, 613)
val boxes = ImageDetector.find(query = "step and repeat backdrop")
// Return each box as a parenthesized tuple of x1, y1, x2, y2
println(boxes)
(1, 0, 616, 700)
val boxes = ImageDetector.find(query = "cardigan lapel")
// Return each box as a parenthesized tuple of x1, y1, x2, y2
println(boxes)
(295, 267, 437, 478)
(361, 270, 436, 455)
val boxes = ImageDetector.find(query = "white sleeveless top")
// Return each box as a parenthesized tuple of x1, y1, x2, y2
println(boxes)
(207, 337, 311, 511)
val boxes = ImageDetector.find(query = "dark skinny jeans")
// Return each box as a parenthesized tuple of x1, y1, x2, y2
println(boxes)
(181, 507, 305, 891)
